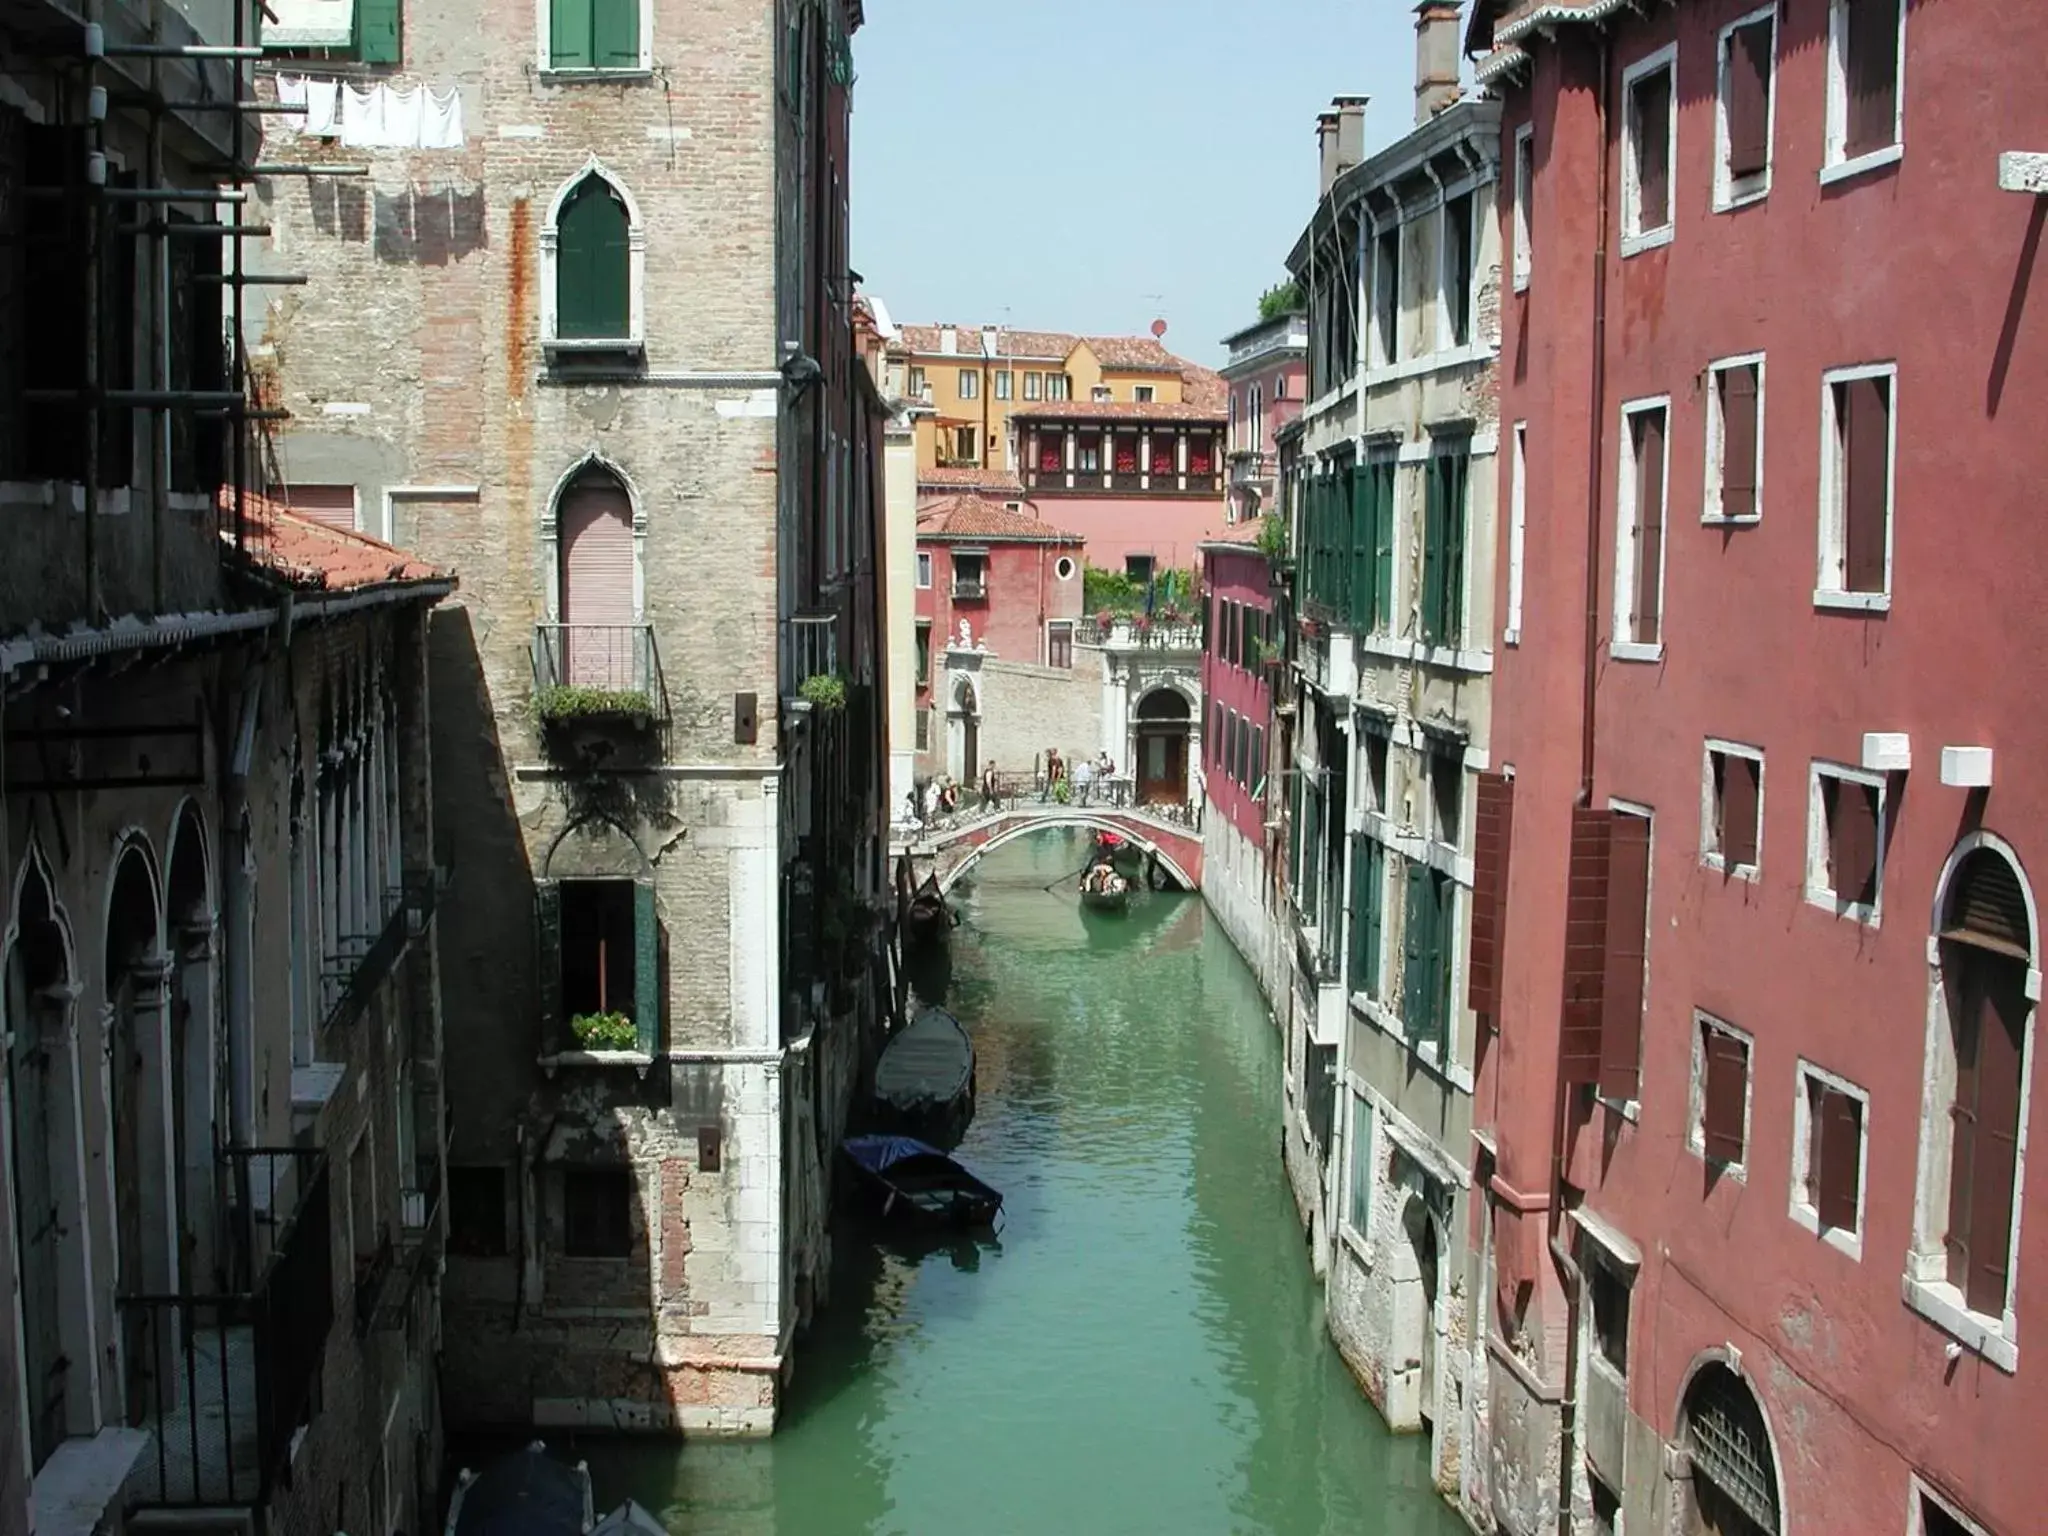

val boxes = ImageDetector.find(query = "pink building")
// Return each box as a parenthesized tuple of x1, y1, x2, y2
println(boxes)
(1199, 536, 1277, 848)
(1470, 3, 2048, 1534)
(1219, 310, 1309, 525)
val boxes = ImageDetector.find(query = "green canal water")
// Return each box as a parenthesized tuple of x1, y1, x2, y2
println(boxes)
(574, 828, 1465, 1535)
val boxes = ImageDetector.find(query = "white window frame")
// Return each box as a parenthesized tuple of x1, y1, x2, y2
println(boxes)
(958, 368, 978, 400)
(535, 0, 656, 76)
(915, 551, 932, 589)
(1611, 395, 1671, 663)
(1593, 797, 1655, 1121)
(1504, 421, 1527, 644)
(1789, 1057, 1870, 1261)
(1908, 1475, 1995, 1536)
(1045, 620, 1075, 668)
(1823, 0, 1908, 185)
(1135, 384, 1156, 403)
(539, 156, 647, 352)
(1805, 760, 1887, 925)
(1022, 371, 1043, 401)
(1512, 124, 1534, 291)
(1437, 189, 1476, 350)
(1703, 353, 1767, 525)
(1371, 221, 1402, 368)
(1342, 1086, 1377, 1245)
(1686, 1010, 1754, 1181)
(1700, 738, 1764, 880)
(994, 369, 1012, 400)
(1814, 361, 1898, 611)
(1620, 45, 1678, 255)
(1714, 5, 1779, 210)
(1054, 555, 1076, 582)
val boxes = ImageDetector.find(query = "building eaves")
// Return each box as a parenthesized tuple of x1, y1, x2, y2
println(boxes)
(1007, 400, 1225, 424)
(1286, 97, 1504, 273)
(1219, 311, 1307, 350)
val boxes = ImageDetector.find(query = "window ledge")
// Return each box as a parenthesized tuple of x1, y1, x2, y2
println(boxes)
(1789, 1198, 1864, 1262)
(1813, 588, 1890, 614)
(33, 1429, 152, 1536)
(1593, 1091, 1641, 1124)
(1609, 640, 1664, 664)
(538, 1049, 659, 1080)
(1620, 224, 1675, 258)
(1902, 1275, 2018, 1373)
(291, 1061, 347, 1117)
(539, 67, 655, 84)
(1348, 991, 1475, 1093)
(1362, 340, 1498, 389)
(1338, 1221, 1375, 1270)
(1821, 143, 1904, 188)
(1804, 886, 1880, 928)
(1701, 853, 1760, 884)
(1713, 179, 1771, 213)
(1702, 511, 1763, 527)
(544, 336, 646, 360)
(1683, 1133, 1749, 1184)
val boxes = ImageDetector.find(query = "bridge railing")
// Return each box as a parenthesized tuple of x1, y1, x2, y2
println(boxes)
(906, 792, 1203, 843)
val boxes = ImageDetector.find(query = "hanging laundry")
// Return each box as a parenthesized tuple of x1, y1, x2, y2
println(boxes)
(419, 86, 466, 150)
(339, 82, 384, 147)
(263, 0, 354, 49)
(301, 78, 341, 138)
(273, 74, 308, 136)
(379, 85, 426, 149)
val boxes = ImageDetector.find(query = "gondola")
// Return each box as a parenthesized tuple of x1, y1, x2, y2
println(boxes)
(1093, 829, 1145, 878)
(444, 1442, 594, 1536)
(872, 1004, 977, 1145)
(1078, 861, 1131, 913)
(842, 1133, 1004, 1229)
(902, 872, 952, 948)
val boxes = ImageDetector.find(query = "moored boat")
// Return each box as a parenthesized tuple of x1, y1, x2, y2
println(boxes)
(842, 1133, 1004, 1229)
(1093, 829, 1145, 877)
(1079, 860, 1131, 913)
(872, 1004, 976, 1145)
(444, 1441, 594, 1535)
(902, 872, 951, 948)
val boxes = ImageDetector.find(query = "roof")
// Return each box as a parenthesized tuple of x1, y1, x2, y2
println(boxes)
(223, 490, 450, 592)
(1200, 522, 1269, 549)
(893, 325, 1079, 362)
(1007, 400, 1225, 424)
(1179, 363, 1228, 412)
(917, 465, 1026, 495)
(1078, 335, 1184, 373)
(915, 494, 1083, 544)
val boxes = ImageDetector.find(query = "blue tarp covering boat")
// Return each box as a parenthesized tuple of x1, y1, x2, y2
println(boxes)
(842, 1134, 1003, 1229)
(444, 1442, 594, 1536)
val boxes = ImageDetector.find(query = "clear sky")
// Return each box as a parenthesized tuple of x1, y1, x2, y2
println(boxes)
(849, 0, 1450, 365)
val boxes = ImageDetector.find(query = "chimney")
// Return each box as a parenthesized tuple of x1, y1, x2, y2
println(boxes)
(1316, 109, 1342, 196)
(1334, 95, 1369, 174)
(1415, 0, 1462, 123)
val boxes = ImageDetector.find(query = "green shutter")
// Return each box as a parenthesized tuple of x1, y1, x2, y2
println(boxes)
(593, 0, 640, 68)
(633, 879, 660, 1054)
(1444, 452, 1468, 649)
(1288, 772, 1303, 899)
(1402, 859, 1429, 1042)
(1349, 464, 1373, 631)
(556, 177, 630, 338)
(1432, 872, 1455, 1054)
(1349, 835, 1384, 999)
(535, 880, 562, 1043)
(356, 0, 402, 63)
(1372, 462, 1395, 635)
(1302, 783, 1322, 929)
(550, 0, 593, 66)
(1421, 457, 1445, 643)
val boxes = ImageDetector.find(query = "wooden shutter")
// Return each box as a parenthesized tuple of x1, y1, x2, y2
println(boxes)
(1632, 411, 1664, 643)
(1599, 814, 1650, 1100)
(1634, 69, 1672, 229)
(1422, 456, 1447, 642)
(1719, 366, 1759, 519)
(1403, 859, 1432, 1043)
(1815, 1086, 1862, 1232)
(1720, 754, 1759, 868)
(1467, 771, 1514, 1024)
(1350, 463, 1374, 631)
(1347, 834, 1373, 996)
(550, 0, 593, 66)
(1561, 807, 1613, 1084)
(1443, 451, 1468, 648)
(1948, 953, 2026, 1314)
(1845, 0, 1900, 160)
(1827, 777, 1879, 905)
(1702, 1029, 1748, 1164)
(557, 177, 631, 339)
(356, 0, 401, 63)
(1842, 375, 1890, 592)
(559, 477, 635, 687)
(1373, 462, 1395, 633)
(1725, 21, 1773, 178)
(284, 482, 358, 531)
(632, 879, 660, 1055)
(1433, 873, 1456, 1053)
(535, 880, 563, 1042)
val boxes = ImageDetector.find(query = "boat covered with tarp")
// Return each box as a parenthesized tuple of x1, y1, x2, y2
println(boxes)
(872, 1005, 976, 1145)
(843, 1133, 1004, 1228)
(444, 1442, 594, 1536)
(590, 1502, 668, 1536)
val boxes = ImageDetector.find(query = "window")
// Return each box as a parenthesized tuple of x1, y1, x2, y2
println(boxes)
(562, 1168, 634, 1258)
(547, 0, 642, 71)
(914, 621, 931, 686)
(1826, 0, 1905, 177)
(1077, 442, 1101, 473)
(951, 552, 987, 599)
(1349, 834, 1387, 1002)
(1705, 357, 1764, 523)
(447, 1168, 509, 1257)
(1401, 859, 1455, 1057)
(915, 707, 931, 751)
(1792, 1062, 1868, 1256)
(350, 1130, 379, 1272)
(1505, 423, 1527, 643)
(1345, 1090, 1375, 1236)
(1692, 1014, 1752, 1173)
(264, 0, 401, 61)
(952, 426, 977, 463)
(1441, 192, 1474, 347)
(1022, 371, 1043, 401)
(1915, 1479, 1992, 1536)
(1704, 742, 1763, 876)
(1125, 554, 1155, 584)
(537, 877, 659, 1055)
(1818, 365, 1895, 605)
(1560, 806, 1651, 1103)
(1512, 124, 1535, 290)
(1047, 373, 1072, 401)
(1134, 384, 1156, 403)
(1047, 621, 1073, 670)
(1055, 555, 1075, 581)
(958, 368, 978, 400)
(1430, 751, 1462, 850)
(994, 369, 1012, 400)
(1276, 374, 1288, 401)
(1420, 443, 1469, 648)
(1622, 48, 1677, 251)
(908, 365, 927, 397)
(555, 467, 637, 684)
(1362, 724, 1390, 817)
(550, 171, 634, 342)
(1371, 225, 1401, 366)
(1717, 9, 1777, 206)
(282, 483, 360, 531)
(1807, 763, 1884, 920)
(915, 551, 933, 589)
(1614, 400, 1668, 656)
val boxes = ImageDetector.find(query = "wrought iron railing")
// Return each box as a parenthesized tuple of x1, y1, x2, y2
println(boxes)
(320, 872, 436, 1034)
(790, 610, 839, 685)
(951, 577, 988, 601)
(531, 622, 669, 721)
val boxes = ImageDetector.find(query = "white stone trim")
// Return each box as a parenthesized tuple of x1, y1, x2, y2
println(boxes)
(1700, 737, 1764, 880)
(1504, 422, 1527, 645)
(1512, 124, 1534, 291)
(1612, 395, 1672, 657)
(539, 156, 648, 351)
(1815, 360, 1898, 606)
(1686, 1010, 1754, 1180)
(1702, 352, 1767, 525)
(1824, 0, 1907, 176)
(1804, 759, 1887, 925)
(534, 0, 655, 75)
(1620, 43, 1679, 256)
(540, 451, 647, 624)
(1713, 4, 1779, 211)
(1908, 1473, 1994, 1535)
(1789, 1056, 1870, 1261)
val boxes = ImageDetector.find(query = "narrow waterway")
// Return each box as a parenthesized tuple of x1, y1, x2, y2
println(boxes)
(575, 829, 1466, 1534)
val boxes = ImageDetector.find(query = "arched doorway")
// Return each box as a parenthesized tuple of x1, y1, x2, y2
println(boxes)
(165, 808, 221, 1294)
(1134, 687, 1189, 805)
(1678, 1362, 1781, 1536)
(950, 676, 979, 783)
(557, 466, 636, 689)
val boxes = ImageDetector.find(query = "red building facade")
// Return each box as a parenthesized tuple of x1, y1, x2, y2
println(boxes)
(1470, 3, 2048, 1535)
(1219, 311, 1309, 526)
(1200, 538, 1277, 847)
(1010, 401, 1231, 573)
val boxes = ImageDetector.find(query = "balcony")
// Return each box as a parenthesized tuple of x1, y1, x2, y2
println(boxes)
(790, 610, 840, 687)
(951, 577, 988, 602)
(121, 1148, 333, 1513)
(1024, 466, 1222, 498)
(1230, 451, 1275, 487)
(1075, 616, 1205, 651)
(320, 872, 436, 1035)
(531, 622, 670, 726)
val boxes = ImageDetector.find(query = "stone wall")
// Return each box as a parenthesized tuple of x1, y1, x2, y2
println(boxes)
(926, 648, 1103, 784)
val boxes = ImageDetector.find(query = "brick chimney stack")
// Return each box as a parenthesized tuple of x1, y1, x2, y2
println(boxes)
(1316, 109, 1342, 195)
(1415, 0, 1462, 124)
(1335, 95, 1369, 176)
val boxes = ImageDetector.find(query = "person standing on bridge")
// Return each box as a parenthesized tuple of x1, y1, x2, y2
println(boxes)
(1072, 752, 1094, 806)
(981, 761, 1001, 809)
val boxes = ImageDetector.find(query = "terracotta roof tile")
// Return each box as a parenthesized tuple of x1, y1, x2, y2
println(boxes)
(914, 493, 1083, 544)
(892, 325, 1079, 362)
(916, 466, 1026, 495)
(1007, 399, 1225, 424)
(1178, 362, 1229, 412)
(1079, 335, 1183, 372)
(223, 489, 450, 592)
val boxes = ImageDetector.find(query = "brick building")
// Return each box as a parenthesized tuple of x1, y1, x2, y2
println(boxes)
(250, 0, 888, 1436)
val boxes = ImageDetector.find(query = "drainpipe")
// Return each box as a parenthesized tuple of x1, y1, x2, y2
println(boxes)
(1549, 1205, 1583, 1536)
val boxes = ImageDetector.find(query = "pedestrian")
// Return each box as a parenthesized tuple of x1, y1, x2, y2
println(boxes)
(981, 761, 1001, 808)
(1073, 752, 1095, 806)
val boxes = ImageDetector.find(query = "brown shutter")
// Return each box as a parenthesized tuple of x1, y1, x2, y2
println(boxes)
(1599, 814, 1651, 1100)
(1842, 375, 1890, 593)
(1845, 0, 1900, 160)
(1720, 754, 1759, 868)
(1702, 1028, 1748, 1164)
(1561, 807, 1613, 1085)
(1953, 955, 2027, 1314)
(1467, 771, 1515, 1024)
(1635, 70, 1672, 230)
(284, 482, 358, 530)
(1828, 778, 1879, 905)
(559, 476, 636, 687)
(1941, 852, 2032, 961)
(1725, 20, 1773, 179)
(1632, 411, 1664, 642)
(1816, 1086, 1862, 1232)
(1719, 367, 1759, 520)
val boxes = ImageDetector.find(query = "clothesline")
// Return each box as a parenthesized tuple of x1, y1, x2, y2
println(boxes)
(274, 75, 465, 150)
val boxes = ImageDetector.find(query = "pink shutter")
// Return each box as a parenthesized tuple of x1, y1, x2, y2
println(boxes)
(559, 478, 636, 687)
(285, 483, 358, 530)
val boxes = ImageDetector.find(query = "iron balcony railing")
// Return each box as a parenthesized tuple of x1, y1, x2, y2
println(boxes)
(121, 1148, 333, 1513)
(1230, 450, 1274, 486)
(320, 872, 436, 1034)
(531, 622, 670, 721)
(1025, 467, 1221, 496)
(790, 610, 839, 685)
(951, 577, 988, 601)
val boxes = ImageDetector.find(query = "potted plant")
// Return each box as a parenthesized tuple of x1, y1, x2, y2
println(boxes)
(570, 1010, 638, 1051)
(800, 673, 847, 711)
(1094, 608, 1114, 629)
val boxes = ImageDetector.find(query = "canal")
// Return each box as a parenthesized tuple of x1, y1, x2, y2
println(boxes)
(574, 828, 1466, 1534)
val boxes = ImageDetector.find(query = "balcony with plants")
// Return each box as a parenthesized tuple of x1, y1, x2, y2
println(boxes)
(530, 622, 669, 732)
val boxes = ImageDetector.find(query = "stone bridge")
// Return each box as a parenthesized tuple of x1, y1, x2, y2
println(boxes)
(900, 804, 1205, 894)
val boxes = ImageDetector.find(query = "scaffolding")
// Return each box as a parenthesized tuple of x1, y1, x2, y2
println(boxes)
(8, 0, 367, 621)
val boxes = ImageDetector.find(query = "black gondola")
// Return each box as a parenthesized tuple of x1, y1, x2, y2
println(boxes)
(872, 1004, 976, 1145)
(903, 872, 952, 947)
(1079, 860, 1132, 913)
(443, 1442, 594, 1535)
(1093, 830, 1145, 878)
(843, 1134, 1004, 1229)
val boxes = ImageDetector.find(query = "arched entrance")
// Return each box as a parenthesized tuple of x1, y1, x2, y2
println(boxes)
(1678, 1362, 1781, 1536)
(1134, 687, 1189, 805)
(557, 465, 636, 688)
(165, 807, 220, 1294)
(950, 676, 979, 783)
